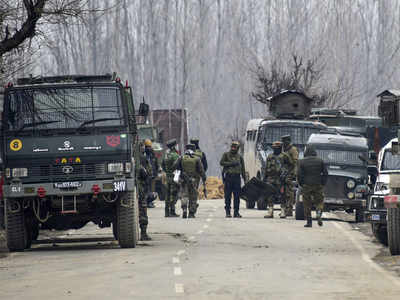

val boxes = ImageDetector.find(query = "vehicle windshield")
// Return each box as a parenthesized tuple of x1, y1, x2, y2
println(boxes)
(381, 150, 400, 171)
(138, 127, 155, 141)
(4, 86, 124, 131)
(315, 149, 365, 166)
(259, 125, 322, 148)
(312, 117, 381, 128)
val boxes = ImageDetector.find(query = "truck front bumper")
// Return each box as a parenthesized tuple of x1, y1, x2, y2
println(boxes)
(3, 178, 135, 198)
(324, 197, 367, 208)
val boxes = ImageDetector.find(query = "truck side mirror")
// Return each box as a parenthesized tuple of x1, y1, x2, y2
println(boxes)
(391, 141, 399, 155)
(138, 103, 149, 117)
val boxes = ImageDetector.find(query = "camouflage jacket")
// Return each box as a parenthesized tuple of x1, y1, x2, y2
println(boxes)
(264, 152, 291, 185)
(162, 149, 180, 176)
(283, 144, 298, 177)
(220, 151, 246, 180)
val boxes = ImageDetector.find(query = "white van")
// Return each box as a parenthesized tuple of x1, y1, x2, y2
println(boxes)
(243, 119, 263, 181)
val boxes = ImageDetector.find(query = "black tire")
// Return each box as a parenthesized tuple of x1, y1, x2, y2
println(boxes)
(246, 201, 255, 209)
(295, 201, 305, 220)
(387, 207, 400, 255)
(257, 197, 267, 210)
(355, 208, 365, 223)
(117, 191, 138, 248)
(5, 199, 26, 252)
(371, 223, 388, 246)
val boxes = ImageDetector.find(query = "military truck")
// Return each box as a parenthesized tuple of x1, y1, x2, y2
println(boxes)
(1, 74, 148, 251)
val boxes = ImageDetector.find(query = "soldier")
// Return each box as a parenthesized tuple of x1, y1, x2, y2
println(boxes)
(263, 141, 292, 219)
(281, 135, 298, 217)
(220, 141, 246, 218)
(161, 138, 180, 217)
(190, 138, 208, 172)
(137, 142, 152, 241)
(174, 144, 206, 218)
(143, 139, 159, 208)
(297, 145, 328, 227)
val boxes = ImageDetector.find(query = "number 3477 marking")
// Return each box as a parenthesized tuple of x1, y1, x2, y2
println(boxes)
(113, 181, 126, 192)
(11, 186, 21, 193)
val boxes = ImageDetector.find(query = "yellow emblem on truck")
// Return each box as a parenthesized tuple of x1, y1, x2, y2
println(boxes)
(10, 139, 22, 151)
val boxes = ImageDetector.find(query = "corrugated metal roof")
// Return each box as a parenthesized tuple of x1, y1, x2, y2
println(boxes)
(267, 90, 313, 102)
(376, 89, 400, 97)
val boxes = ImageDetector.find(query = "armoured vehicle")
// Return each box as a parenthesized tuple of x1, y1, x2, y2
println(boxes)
(243, 118, 327, 209)
(298, 132, 369, 222)
(0, 74, 148, 251)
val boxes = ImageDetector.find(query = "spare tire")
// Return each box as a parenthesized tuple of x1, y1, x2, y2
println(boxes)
(387, 207, 400, 255)
(5, 199, 26, 252)
(295, 201, 305, 220)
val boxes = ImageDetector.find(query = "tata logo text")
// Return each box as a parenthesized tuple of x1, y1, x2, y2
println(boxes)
(62, 166, 74, 174)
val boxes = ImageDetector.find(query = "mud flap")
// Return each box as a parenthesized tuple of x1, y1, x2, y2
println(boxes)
(240, 177, 277, 203)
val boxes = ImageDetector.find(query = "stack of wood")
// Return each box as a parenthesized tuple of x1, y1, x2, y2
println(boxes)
(198, 176, 224, 199)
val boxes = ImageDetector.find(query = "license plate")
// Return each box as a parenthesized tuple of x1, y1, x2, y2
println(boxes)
(371, 214, 380, 221)
(113, 180, 126, 192)
(54, 182, 82, 188)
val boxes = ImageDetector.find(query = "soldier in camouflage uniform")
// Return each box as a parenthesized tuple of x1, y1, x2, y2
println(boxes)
(136, 142, 152, 241)
(220, 141, 247, 218)
(281, 135, 298, 217)
(297, 145, 328, 227)
(190, 138, 208, 172)
(263, 141, 292, 219)
(161, 139, 180, 217)
(174, 144, 206, 218)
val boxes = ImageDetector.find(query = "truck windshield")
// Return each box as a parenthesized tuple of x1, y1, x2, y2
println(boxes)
(138, 127, 154, 141)
(4, 86, 124, 131)
(316, 149, 365, 166)
(382, 150, 400, 171)
(260, 125, 321, 148)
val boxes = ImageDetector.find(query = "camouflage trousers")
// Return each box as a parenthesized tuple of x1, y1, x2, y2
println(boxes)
(181, 177, 200, 214)
(166, 177, 180, 208)
(137, 180, 149, 226)
(285, 179, 295, 211)
(302, 184, 324, 219)
(265, 182, 286, 209)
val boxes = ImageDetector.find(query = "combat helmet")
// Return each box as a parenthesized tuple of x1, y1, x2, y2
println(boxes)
(166, 138, 177, 148)
(144, 139, 152, 147)
(281, 135, 291, 143)
(185, 143, 196, 151)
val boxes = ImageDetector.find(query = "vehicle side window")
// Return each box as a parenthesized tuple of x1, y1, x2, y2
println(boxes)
(252, 130, 257, 141)
(247, 130, 252, 141)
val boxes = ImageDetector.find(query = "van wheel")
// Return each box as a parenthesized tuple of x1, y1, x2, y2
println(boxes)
(257, 197, 267, 210)
(246, 201, 255, 209)
(295, 201, 305, 220)
(355, 208, 365, 223)
(5, 199, 26, 252)
(117, 192, 138, 248)
(371, 224, 388, 246)
(387, 207, 400, 255)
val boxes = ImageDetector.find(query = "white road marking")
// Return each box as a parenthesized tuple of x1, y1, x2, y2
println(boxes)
(175, 283, 184, 293)
(203, 224, 209, 229)
(174, 267, 182, 276)
(197, 230, 204, 234)
(188, 236, 196, 241)
(206, 218, 212, 222)
(332, 221, 400, 288)
(177, 250, 185, 256)
(173, 257, 180, 264)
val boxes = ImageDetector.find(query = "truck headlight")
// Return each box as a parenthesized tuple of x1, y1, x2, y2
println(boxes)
(347, 192, 355, 199)
(108, 163, 124, 173)
(12, 168, 28, 177)
(5, 168, 11, 178)
(346, 179, 356, 189)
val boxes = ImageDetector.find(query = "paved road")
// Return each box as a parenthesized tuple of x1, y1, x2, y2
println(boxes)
(1, 200, 400, 300)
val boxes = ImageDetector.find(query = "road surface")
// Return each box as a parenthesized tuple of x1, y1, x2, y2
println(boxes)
(1, 200, 400, 300)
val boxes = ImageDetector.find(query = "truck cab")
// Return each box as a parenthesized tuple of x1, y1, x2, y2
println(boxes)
(1, 74, 147, 251)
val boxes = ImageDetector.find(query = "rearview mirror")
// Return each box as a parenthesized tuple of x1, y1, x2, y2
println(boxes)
(138, 103, 149, 117)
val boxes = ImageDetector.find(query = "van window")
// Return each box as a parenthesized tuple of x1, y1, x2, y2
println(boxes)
(382, 150, 400, 170)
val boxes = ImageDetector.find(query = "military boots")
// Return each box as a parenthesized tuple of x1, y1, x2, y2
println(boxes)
(286, 207, 293, 217)
(316, 210, 323, 226)
(182, 208, 188, 219)
(225, 209, 232, 218)
(264, 207, 274, 218)
(304, 217, 312, 228)
(279, 208, 286, 219)
(170, 206, 179, 217)
(233, 211, 242, 218)
(188, 212, 195, 218)
(140, 225, 152, 241)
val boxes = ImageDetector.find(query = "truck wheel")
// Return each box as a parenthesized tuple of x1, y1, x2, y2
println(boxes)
(117, 192, 138, 248)
(355, 208, 365, 223)
(371, 224, 388, 246)
(387, 207, 400, 255)
(246, 201, 255, 209)
(257, 197, 267, 210)
(295, 201, 305, 220)
(5, 199, 26, 252)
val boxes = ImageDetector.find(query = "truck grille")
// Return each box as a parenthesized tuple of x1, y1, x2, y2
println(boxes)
(324, 176, 348, 199)
(29, 163, 106, 182)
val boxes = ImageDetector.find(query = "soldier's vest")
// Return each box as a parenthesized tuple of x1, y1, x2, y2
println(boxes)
(164, 150, 179, 174)
(182, 155, 199, 177)
(194, 149, 203, 160)
(266, 155, 281, 177)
